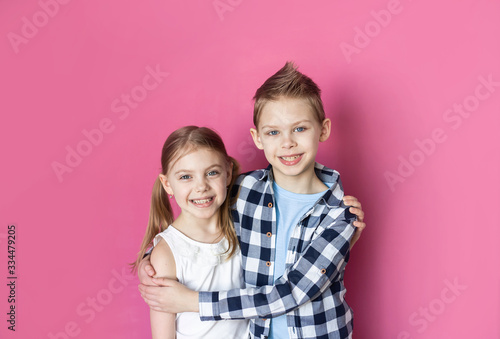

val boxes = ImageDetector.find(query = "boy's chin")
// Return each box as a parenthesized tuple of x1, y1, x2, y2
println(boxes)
(273, 163, 311, 178)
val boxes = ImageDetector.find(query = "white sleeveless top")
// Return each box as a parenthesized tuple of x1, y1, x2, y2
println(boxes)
(154, 226, 249, 339)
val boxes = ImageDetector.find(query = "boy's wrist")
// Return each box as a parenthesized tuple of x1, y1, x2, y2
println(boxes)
(198, 291, 220, 319)
(191, 291, 200, 312)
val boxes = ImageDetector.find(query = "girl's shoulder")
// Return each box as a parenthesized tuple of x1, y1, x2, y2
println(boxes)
(150, 236, 176, 279)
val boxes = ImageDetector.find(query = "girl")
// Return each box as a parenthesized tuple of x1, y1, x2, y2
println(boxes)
(132, 126, 248, 339)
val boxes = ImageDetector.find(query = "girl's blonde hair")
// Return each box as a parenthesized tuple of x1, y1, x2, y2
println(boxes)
(132, 126, 240, 272)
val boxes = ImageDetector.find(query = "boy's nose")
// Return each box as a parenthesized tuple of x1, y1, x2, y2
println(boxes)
(281, 134, 296, 148)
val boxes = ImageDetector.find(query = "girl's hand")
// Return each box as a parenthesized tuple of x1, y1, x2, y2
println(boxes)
(343, 195, 366, 249)
(139, 278, 199, 313)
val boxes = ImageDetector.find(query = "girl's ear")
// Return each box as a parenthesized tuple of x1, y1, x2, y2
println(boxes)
(319, 118, 332, 142)
(159, 174, 174, 196)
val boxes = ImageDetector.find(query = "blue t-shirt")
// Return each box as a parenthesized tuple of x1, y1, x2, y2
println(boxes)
(269, 182, 327, 339)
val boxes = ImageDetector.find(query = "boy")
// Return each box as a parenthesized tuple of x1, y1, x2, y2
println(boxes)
(139, 62, 365, 338)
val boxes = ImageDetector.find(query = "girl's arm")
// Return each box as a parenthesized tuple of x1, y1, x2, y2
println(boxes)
(139, 208, 354, 317)
(149, 239, 177, 339)
(139, 198, 366, 316)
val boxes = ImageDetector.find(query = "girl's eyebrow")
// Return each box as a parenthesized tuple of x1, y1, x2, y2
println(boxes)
(173, 169, 191, 176)
(173, 164, 223, 176)
(260, 124, 278, 130)
(205, 164, 224, 171)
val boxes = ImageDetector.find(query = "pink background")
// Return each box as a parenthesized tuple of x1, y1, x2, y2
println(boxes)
(1, 1, 499, 338)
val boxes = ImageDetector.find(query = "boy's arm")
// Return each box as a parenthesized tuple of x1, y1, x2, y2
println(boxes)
(140, 208, 354, 319)
(343, 195, 366, 249)
(199, 209, 355, 320)
(138, 254, 156, 286)
(149, 240, 176, 339)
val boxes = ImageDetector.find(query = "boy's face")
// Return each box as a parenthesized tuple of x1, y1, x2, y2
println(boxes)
(250, 97, 331, 185)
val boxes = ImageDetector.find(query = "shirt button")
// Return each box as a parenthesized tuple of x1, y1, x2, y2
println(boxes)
(268, 202, 273, 208)
(320, 268, 327, 274)
(266, 232, 272, 237)
(266, 261, 271, 267)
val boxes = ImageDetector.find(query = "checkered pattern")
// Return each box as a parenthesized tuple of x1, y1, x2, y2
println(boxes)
(199, 163, 356, 339)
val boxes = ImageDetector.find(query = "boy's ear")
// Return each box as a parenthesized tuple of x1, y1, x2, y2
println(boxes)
(159, 174, 174, 196)
(250, 128, 264, 150)
(319, 118, 331, 142)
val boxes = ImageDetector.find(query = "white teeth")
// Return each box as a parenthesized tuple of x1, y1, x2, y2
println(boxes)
(281, 155, 300, 161)
(192, 198, 212, 204)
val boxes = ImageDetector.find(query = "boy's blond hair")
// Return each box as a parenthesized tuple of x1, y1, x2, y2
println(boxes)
(253, 61, 326, 128)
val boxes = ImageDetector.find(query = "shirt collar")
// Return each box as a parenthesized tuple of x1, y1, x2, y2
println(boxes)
(259, 163, 339, 182)
(258, 163, 344, 207)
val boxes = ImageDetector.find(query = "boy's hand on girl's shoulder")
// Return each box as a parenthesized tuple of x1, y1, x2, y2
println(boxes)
(343, 196, 366, 249)
(139, 278, 199, 314)
(138, 255, 157, 285)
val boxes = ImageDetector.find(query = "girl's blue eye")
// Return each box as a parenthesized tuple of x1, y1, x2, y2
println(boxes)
(180, 175, 191, 180)
(268, 130, 279, 136)
(294, 127, 305, 132)
(207, 171, 219, 176)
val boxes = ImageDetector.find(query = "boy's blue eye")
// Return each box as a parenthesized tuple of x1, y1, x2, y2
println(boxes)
(207, 170, 219, 176)
(268, 130, 279, 136)
(180, 175, 191, 180)
(294, 127, 305, 132)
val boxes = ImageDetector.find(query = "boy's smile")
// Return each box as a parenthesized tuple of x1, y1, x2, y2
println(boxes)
(250, 97, 331, 193)
(278, 153, 303, 166)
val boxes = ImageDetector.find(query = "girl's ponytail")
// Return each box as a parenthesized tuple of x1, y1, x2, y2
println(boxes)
(219, 155, 240, 260)
(132, 125, 241, 272)
(131, 177, 173, 272)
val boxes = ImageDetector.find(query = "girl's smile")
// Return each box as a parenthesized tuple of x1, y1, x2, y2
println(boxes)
(190, 196, 215, 207)
(159, 148, 231, 226)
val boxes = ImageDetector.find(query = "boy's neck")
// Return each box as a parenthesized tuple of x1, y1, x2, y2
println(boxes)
(272, 167, 328, 194)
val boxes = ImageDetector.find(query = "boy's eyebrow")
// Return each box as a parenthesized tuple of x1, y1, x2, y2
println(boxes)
(261, 119, 313, 129)
(291, 119, 313, 125)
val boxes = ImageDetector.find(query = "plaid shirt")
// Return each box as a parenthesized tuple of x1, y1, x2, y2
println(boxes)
(199, 163, 356, 339)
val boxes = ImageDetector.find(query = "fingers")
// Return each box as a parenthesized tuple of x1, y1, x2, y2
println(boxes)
(145, 264, 155, 277)
(349, 220, 366, 249)
(344, 196, 366, 248)
(139, 284, 161, 299)
(138, 284, 175, 313)
(353, 220, 366, 231)
(151, 277, 177, 287)
(139, 285, 162, 307)
(349, 207, 364, 222)
(343, 196, 361, 209)
(138, 281, 175, 301)
(138, 258, 156, 285)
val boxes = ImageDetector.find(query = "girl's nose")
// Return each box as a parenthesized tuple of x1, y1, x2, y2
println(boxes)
(195, 177, 209, 192)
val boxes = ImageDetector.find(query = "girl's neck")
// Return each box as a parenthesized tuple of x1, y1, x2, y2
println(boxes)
(171, 213, 222, 244)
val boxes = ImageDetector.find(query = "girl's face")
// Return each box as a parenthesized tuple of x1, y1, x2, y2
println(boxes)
(159, 147, 232, 224)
